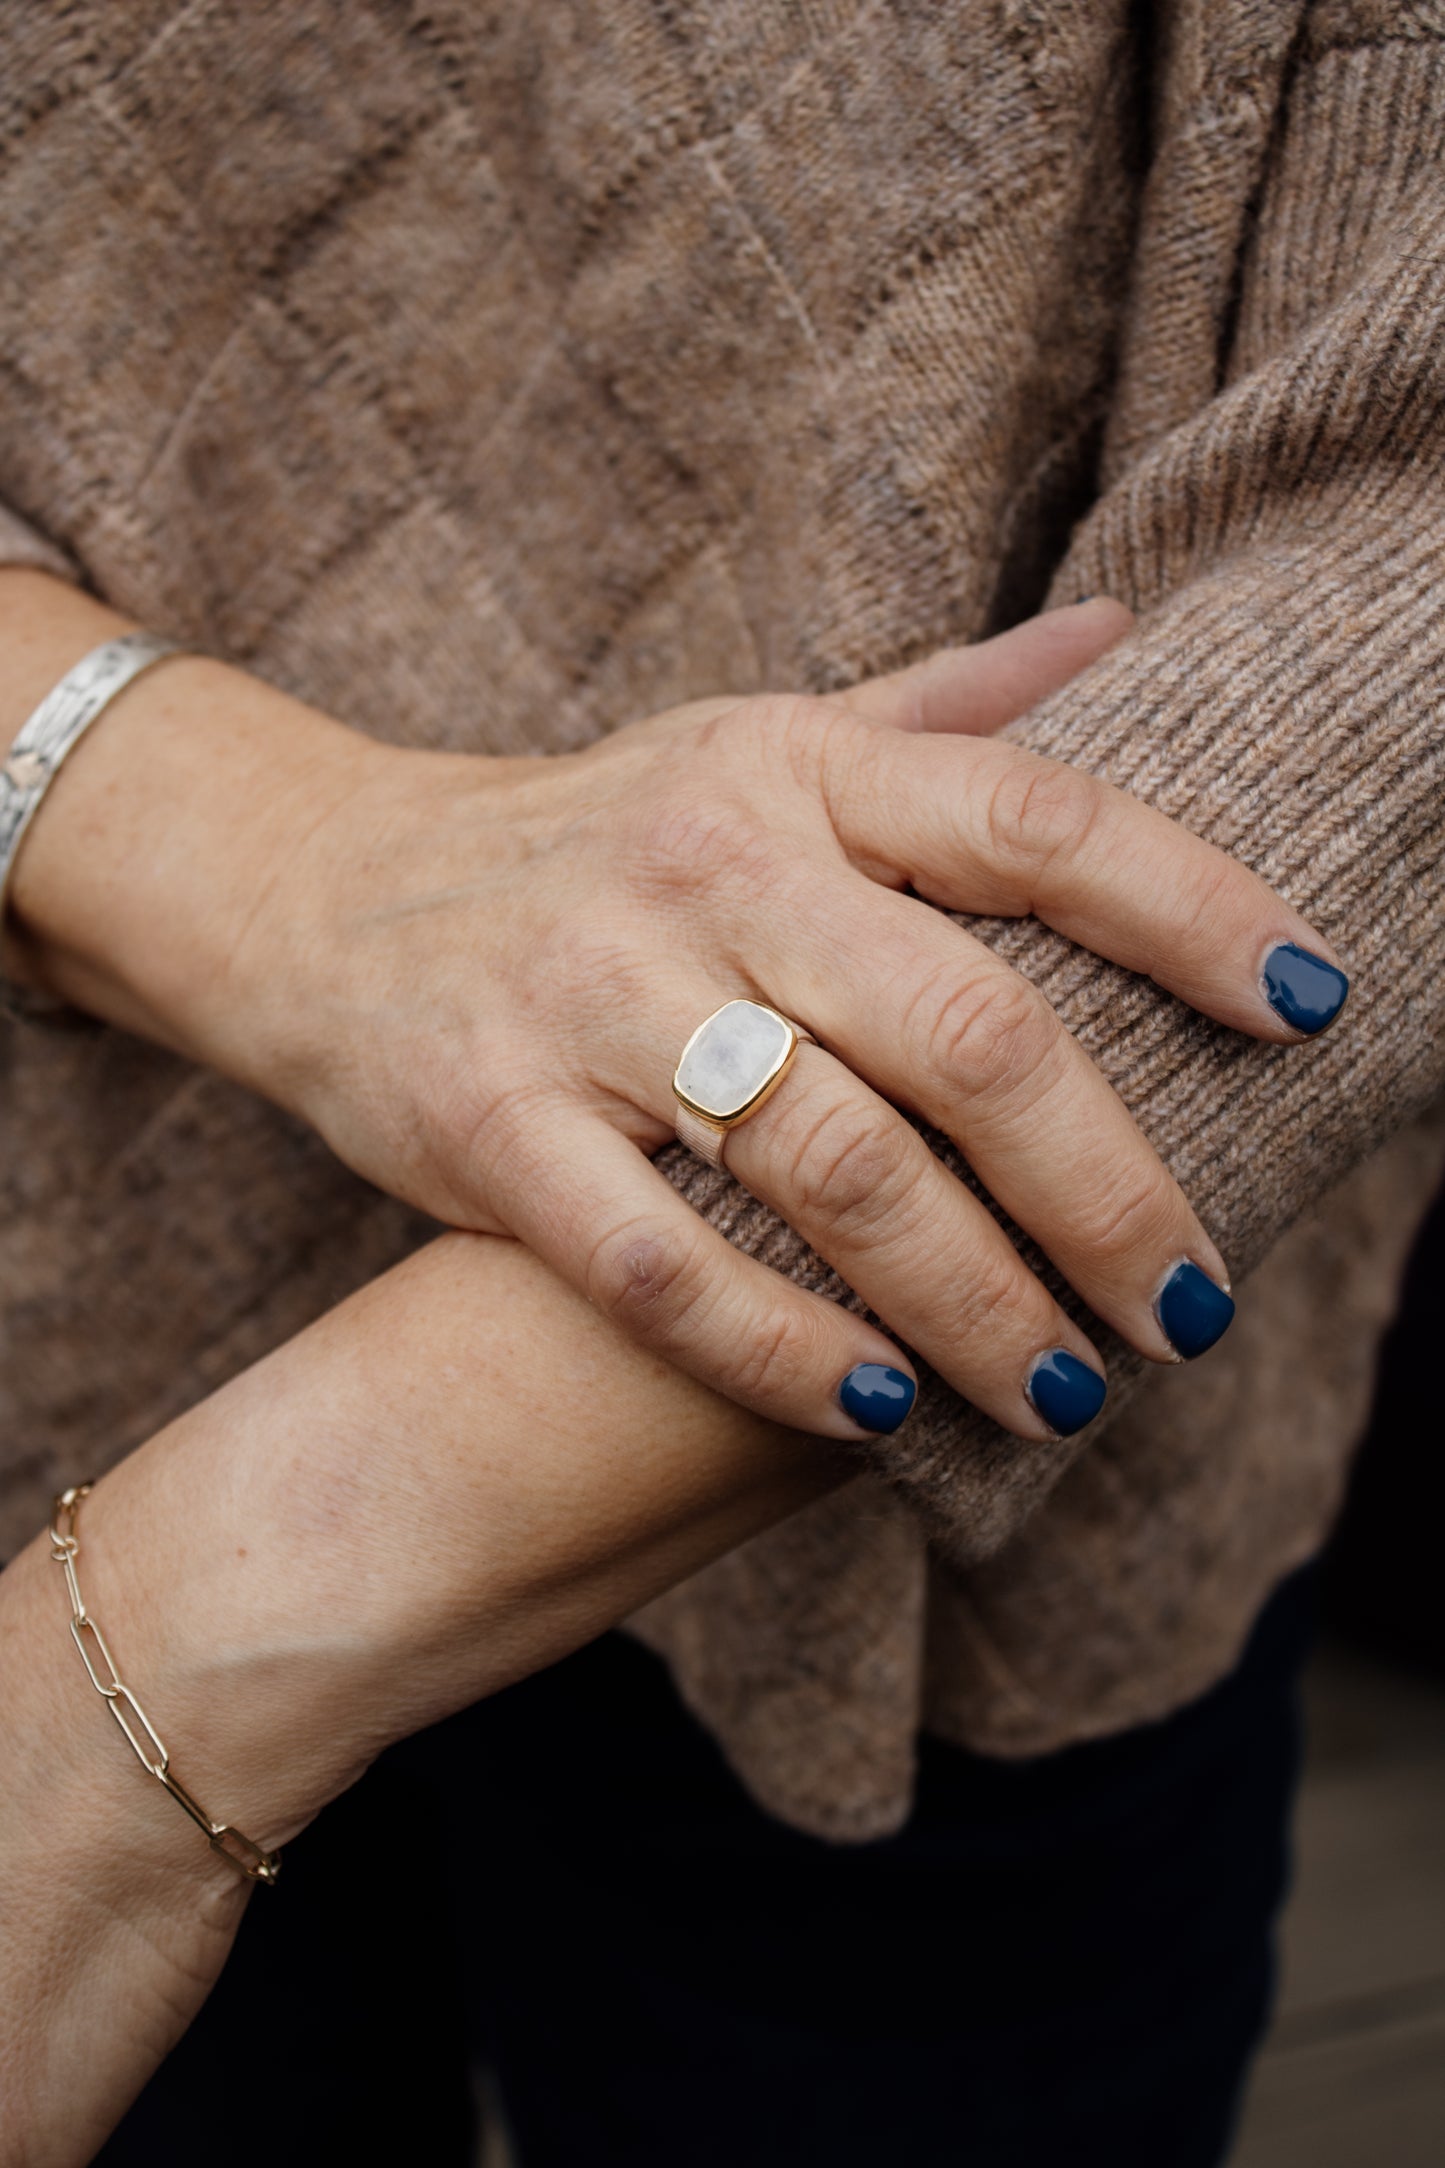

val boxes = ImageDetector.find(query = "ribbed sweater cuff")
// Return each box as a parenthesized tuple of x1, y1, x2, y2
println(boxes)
(662, 511, 1445, 1564)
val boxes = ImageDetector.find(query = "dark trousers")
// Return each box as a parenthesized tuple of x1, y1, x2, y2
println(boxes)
(99, 1566, 1314, 2168)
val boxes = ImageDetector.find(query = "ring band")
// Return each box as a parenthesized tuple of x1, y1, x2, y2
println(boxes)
(673, 1000, 814, 1169)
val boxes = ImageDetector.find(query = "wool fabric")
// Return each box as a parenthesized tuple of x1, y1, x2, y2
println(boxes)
(1, 0, 1442, 1837)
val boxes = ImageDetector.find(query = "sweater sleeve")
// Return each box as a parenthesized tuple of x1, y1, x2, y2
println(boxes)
(657, 27, 1445, 1568)
(0, 499, 76, 585)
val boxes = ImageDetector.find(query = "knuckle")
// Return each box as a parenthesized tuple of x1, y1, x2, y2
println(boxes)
(1171, 853, 1252, 962)
(921, 969, 1059, 1102)
(952, 1260, 1041, 1346)
(724, 1302, 819, 1404)
(450, 1070, 549, 1182)
(586, 1218, 710, 1343)
(778, 1094, 914, 1237)
(985, 752, 1101, 874)
(694, 689, 792, 742)
(731, 689, 866, 793)
(631, 791, 737, 884)
(629, 784, 785, 908)
(688, 692, 809, 774)
(627, 696, 857, 910)
(1068, 1171, 1173, 1269)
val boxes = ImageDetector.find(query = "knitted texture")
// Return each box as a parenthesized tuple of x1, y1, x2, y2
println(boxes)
(1, 1, 1442, 1837)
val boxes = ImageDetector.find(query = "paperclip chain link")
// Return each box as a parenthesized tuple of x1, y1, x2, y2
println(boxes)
(49, 1484, 281, 1886)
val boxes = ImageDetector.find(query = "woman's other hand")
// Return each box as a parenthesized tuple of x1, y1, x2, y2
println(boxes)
(3, 576, 1348, 1443)
(0, 1228, 834, 2167)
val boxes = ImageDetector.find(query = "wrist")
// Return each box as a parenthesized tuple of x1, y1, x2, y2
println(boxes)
(26, 1234, 835, 1843)
(0, 1534, 253, 2168)
(0, 568, 384, 1086)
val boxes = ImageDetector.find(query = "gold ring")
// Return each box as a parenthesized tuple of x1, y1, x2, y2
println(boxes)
(672, 999, 814, 1169)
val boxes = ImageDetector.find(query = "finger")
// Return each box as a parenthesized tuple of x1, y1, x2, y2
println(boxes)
(712, 1042, 1110, 1442)
(760, 875, 1235, 1366)
(842, 598, 1135, 737)
(825, 728, 1350, 1043)
(489, 1099, 923, 1442)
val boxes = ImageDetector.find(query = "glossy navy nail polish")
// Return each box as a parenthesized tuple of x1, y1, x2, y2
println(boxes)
(838, 1364, 916, 1433)
(1262, 942, 1349, 1034)
(1157, 1260, 1236, 1359)
(1026, 1349, 1107, 1437)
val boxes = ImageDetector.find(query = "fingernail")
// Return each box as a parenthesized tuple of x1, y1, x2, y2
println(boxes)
(1025, 1349, 1107, 1437)
(1262, 942, 1349, 1035)
(1157, 1260, 1236, 1359)
(838, 1363, 916, 1434)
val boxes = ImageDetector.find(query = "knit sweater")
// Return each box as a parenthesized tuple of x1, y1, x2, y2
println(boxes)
(1, 0, 1442, 1840)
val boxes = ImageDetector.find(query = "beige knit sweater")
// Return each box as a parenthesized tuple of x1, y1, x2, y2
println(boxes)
(1, 1, 1442, 1840)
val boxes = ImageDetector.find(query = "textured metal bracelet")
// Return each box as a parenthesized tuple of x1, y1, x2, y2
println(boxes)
(0, 630, 185, 1018)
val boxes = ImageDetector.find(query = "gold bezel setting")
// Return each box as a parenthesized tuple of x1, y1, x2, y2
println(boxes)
(672, 1000, 802, 1129)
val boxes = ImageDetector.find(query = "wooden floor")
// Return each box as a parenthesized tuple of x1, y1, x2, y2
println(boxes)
(479, 1639, 1445, 2165)
(1232, 1640, 1445, 2165)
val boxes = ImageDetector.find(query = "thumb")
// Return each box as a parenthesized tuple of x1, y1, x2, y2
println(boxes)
(843, 597, 1135, 737)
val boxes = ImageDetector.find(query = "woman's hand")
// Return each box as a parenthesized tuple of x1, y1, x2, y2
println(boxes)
(0, 1231, 831, 2167)
(3, 573, 1348, 1444)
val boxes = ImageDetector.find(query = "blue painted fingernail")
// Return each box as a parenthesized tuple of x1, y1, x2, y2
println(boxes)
(1157, 1260, 1236, 1359)
(1025, 1349, 1107, 1437)
(838, 1363, 916, 1433)
(1262, 942, 1349, 1035)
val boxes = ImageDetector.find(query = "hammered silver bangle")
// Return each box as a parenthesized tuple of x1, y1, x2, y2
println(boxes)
(0, 631, 184, 1018)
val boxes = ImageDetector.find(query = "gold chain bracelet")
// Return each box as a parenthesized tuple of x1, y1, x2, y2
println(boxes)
(49, 1485, 281, 1886)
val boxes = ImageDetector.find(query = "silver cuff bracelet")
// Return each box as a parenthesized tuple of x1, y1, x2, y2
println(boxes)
(0, 631, 184, 1019)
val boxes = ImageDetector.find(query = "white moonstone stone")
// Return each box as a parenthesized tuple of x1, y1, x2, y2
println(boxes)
(676, 1001, 793, 1118)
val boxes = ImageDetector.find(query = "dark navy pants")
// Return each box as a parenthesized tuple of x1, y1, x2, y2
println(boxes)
(100, 1566, 1314, 2168)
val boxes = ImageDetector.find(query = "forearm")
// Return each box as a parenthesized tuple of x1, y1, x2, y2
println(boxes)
(0, 1231, 834, 2160)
